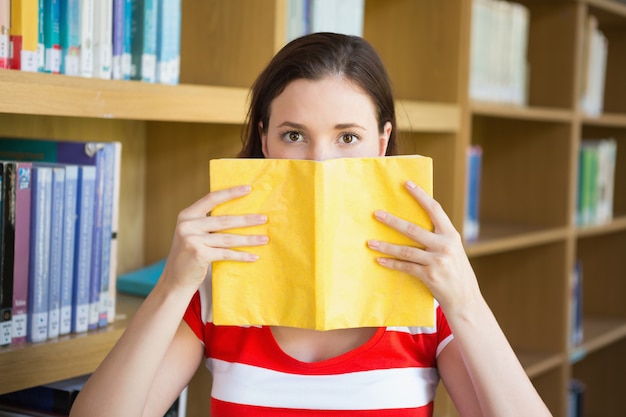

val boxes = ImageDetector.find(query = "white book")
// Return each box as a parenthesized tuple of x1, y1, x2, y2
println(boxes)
(79, 0, 95, 78)
(310, 0, 364, 37)
(93, 0, 113, 79)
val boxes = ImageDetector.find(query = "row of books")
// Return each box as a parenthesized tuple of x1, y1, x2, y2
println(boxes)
(0, 0, 181, 84)
(286, 0, 365, 43)
(576, 138, 617, 227)
(469, 0, 529, 105)
(580, 15, 608, 117)
(0, 375, 187, 417)
(0, 138, 121, 346)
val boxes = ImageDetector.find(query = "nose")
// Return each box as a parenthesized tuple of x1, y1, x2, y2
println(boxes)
(306, 142, 336, 161)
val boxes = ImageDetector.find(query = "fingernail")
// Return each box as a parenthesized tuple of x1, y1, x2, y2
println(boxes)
(248, 253, 260, 261)
(258, 235, 269, 243)
(240, 185, 252, 192)
(257, 214, 268, 223)
(367, 239, 380, 249)
(405, 180, 417, 189)
(377, 257, 388, 266)
(374, 210, 387, 220)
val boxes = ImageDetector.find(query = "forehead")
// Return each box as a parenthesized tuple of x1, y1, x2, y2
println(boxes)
(268, 77, 378, 125)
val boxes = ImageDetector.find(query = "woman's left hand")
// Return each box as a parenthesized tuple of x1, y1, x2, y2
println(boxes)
(367, 180, 482, 317)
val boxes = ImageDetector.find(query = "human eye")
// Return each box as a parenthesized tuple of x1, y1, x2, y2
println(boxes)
(281, 130, 305, 143)
(338, 133, 360, 145)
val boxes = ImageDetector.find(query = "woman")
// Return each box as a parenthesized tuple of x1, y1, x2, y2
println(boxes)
(70, 33, 551, 417)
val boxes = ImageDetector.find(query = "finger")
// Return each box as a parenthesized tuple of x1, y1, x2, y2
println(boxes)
(205, 232, 269, 248)
(375, 256, 426, 279)
(367, 239, 427, 264)
(373, 209, 435, 248)
(203, 213, 268, 233)
(182, 185, 253, 219)
(209, 247, 261, 263)
(403, 180, 456, 235)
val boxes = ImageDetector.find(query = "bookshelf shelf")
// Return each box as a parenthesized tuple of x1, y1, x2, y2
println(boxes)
(0, 294, 142, 395)
(517, 350, 566, 379)
(465, 224, 570, 258)
(576, 215, 626, 237)
(581, 113, 626, 127)
(571, 317, 626, 362)
(471, 101, 575, 122)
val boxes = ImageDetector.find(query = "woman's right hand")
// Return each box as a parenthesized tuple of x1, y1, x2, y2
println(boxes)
(161, 185, 269, 293)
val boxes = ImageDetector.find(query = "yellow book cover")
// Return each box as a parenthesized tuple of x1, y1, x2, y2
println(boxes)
(209, 156, 434, 330)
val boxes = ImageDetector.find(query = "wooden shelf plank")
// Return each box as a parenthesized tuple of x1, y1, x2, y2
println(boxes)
(517, 350, 565, 379)
(0, 294, 142, 395)
(470, 101, 574, 122)
(0, 70, 250, 124)
(464, 223, 570, 257)
(570, 316, 626, 363)
(581, 112, 626, 128)
(576, 215, 626, 238)
(396, 100, 460, 133)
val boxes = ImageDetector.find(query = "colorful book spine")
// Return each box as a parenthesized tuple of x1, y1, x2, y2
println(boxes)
(0, 0, 9, 68)
(88, 146, 105, 331)
(112, 0, 124, 79)
(45, 165, 65, 339)
(59, 165, 77, 335)
(9, 0, 40, 71)
(131, 0, 157, 82)
(107, 142, 122, 323)
(60, 0, 81, 76)
(11, 162, 32, 345)
(79, 0, 94, 77)
(93, 0, 113, 79)
(156, 0, 181, 85)
(28, 166, 52, 343)
(122, 0, 132, 79)
(38, 0, 45, 71)
(44, 0, 62, 73)
(0, 162, 10, 346)
(464, 145, 483, 242)
(72, 165, 95, 333)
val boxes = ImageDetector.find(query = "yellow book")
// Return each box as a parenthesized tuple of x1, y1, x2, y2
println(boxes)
(9, 0, 38, 71)
(209, 156, 434, 330)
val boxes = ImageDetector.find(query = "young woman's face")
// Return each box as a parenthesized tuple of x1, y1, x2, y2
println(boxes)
(261, 77, 391, 161)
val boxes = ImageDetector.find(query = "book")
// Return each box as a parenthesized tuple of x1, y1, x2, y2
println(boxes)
(59, 165, 78, 335)
(131, 0, 158, 82)
(112, 0, 125, 79)
(28, 166, 52, 343)
(580, 15, 608, 116)
(117, 258, 166, 297)
(209, 156, 434, 331)
(92, 0, 113, 79)
(43, 0, 62, 73)
(0, 0, 9, 69)
(122, 0, 132, 79)
(79, 0, 94, 77)
(0, 162, 10, 346)
(9, 0, 40, 71)
(72, 165, 96, 333)
(0, 374, 88, 415)
(42, 165, 65, 339)
(464, 145, 482, 242)
(11, 162, 32, 344)
(60, 0, 81, 76)
(37, 0, 45, 71)
(570, 260, 583, 347)
(156, 0, 181, 85)
(107, 142, 122, 323)
(577, 139, 617, 226)
(310, 0, 364, 37)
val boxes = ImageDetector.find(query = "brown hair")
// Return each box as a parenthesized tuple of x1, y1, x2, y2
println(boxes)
(239, 32, 398, 157)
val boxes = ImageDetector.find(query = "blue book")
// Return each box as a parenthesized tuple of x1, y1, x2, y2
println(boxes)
(38, 0, 46, 71)
(28, 166, 52, 343)
(131, 0, 157, 82)
(44, 0, 62, 73)
(59, 165, 78, 336)
(464, 145, 482, 242)
(117, 259, 166, 297)
(122, 0, 133, 79)
(41, 165, 65, 339)
(112, 0, 125, 80)
(156, 0, 180, 85)
(60, 0, 81, 75)
(72, 165, 95, 333)
(0, 162, 9, 346)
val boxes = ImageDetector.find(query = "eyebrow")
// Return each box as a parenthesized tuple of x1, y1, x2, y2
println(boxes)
(276, 121, 367, 130)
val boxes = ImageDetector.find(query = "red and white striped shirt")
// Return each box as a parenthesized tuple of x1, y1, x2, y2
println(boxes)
(183, 280, 453, 416)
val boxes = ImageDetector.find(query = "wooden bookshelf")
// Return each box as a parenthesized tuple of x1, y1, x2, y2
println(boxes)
(1, 1, 625, 417)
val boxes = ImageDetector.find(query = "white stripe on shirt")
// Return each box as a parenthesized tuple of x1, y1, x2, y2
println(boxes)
(208, 358, 440, 410)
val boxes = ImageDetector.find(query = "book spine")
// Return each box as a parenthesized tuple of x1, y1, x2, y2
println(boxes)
(46, 166, 65, 339)
(59, 165, 78, 336)
(122, 0, 132, 79)
(0, 162, 9, 346)
(79, 0, 94, 78)
(44, 0, 62, 73)
(98, 144, 115, 327)
(37, 0, 45, 71)
(464, 145, 483, 241)
(28, 166, 52, 343)
(0, 0, 9, 68)
(141, 0, 157, 82)
(60, 0, 81, 76)
(93, 0, 113, 79)
(20, 0, 40, 71)
(156, 0, 181, 85)
(87, 151, 104, 331)
(108, 142, 122, 323)
(71, 165, 95, 334)
(9, 0, 23, 70)
(11, 163, 32, 345)
(112, 0, 125, 80)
